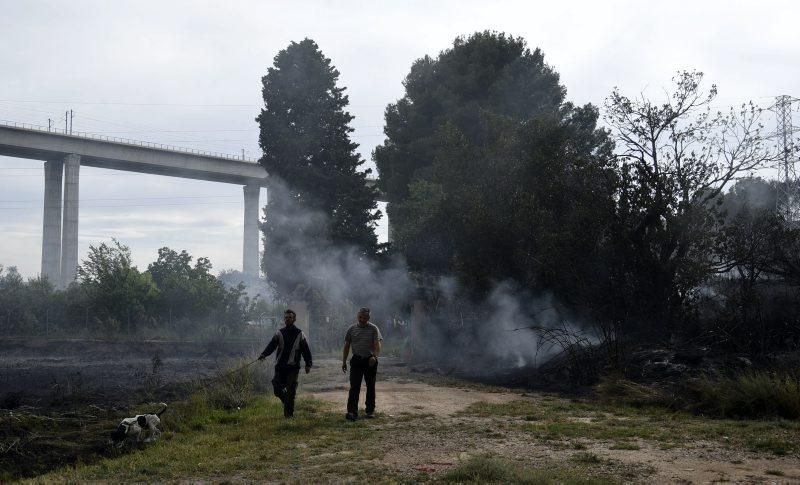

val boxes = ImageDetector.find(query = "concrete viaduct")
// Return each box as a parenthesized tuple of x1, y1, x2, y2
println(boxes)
(0, 122, 269, 288)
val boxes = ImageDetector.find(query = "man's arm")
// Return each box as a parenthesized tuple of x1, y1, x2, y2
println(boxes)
(342, 341, 350, 373)
(372, 326, 383, 358)
(258, 333, 279, 360)
(368, 329, 382, 366)
(301, 334, 312, 373)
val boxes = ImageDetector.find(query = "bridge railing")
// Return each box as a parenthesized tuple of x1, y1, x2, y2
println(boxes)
(0, 119, 259, 163)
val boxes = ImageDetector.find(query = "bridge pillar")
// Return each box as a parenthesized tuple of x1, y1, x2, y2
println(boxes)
(60, 154, 80, 287)
(41, 160, 63, 285)
(243, 184, 260, 278)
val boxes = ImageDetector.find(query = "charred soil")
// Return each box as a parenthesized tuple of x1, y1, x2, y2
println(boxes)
(0, 338, 262, 480)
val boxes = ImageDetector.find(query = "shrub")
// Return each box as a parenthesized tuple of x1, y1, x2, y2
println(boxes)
(441, 455, 514, 483)
(441, 454, 604, 484)
(691, 370, 800, 419)
(201, 359, 264, 410)
(594, 374, 671, 408)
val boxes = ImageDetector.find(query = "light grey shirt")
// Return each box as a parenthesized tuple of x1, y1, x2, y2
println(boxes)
(345, 322, 383, 357)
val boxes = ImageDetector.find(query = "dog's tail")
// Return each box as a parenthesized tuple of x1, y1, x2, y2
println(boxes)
(155, 402, 168, 417)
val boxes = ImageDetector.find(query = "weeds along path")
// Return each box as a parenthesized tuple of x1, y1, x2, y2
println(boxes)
(308, 358, 800, 484)
(19, 357, 800, 483)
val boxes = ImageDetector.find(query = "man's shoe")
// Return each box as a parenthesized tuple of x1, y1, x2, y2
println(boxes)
(365, 412, 375, 419)
(345, 412, 357, 421)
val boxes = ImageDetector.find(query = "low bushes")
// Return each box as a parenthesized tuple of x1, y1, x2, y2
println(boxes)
(194, 357, 271, 411)
(441, 454, 606, 484)
(594, 374, 672, 408)
(691, 370, 800, 419)
(595, 369, 800, 420)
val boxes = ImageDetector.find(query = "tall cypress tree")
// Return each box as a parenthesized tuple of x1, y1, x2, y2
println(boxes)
(257, 39, 380, 297)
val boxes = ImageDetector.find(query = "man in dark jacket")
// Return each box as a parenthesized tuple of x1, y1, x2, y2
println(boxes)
(258, 309, 312, 417)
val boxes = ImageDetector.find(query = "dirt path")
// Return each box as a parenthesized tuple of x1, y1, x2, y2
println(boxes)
(307, 359, 800, 484)
(311, 379, 517, 416)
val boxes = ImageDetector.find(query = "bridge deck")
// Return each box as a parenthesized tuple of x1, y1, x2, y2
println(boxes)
(0, 122, 267, 186)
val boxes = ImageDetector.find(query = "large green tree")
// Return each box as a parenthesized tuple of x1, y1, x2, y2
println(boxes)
(375, 31, 565, 205)
(147, 247, 225, 324)
(257, 39, 381, 298)
(76, 240, 158, 332)
(374, 31, 615, 297)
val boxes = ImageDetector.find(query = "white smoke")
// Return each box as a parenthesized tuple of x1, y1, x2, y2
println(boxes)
(261, 176, 591, 372)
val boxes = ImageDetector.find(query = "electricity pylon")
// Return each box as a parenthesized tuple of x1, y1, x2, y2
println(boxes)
(774, 95, 800, 221)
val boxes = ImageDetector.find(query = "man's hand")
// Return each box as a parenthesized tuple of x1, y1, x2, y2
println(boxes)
(305, 365, 311, 374)
(368, 356, 377, 367)
(342, 362, 347, 373)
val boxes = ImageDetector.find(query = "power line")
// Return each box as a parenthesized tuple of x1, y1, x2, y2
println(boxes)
(0, 120, 381, 134)
(0, 107, 383, 142)
(0, 201, 244, 210)
(0, 194, 241, 203)
(0, 101, 66, 118)
(0, 99, 388, 108)
(0, 171, 251, 178)
(70, 129, 257, 133)
(0, 99, 257, 107)
(43, 125, 383, 133)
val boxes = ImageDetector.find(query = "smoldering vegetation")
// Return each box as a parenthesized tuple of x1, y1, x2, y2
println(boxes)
(408, 279, 580, 370)
(261, 177, 413, 311)
(260, 176, 613, 392)
(261, 176, 590, 375)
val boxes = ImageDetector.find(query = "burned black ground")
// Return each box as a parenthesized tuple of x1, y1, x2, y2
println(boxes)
(0, 338, 262, 480)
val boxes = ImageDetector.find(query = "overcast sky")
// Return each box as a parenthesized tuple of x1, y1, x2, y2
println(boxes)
(1, 0, 798, 278)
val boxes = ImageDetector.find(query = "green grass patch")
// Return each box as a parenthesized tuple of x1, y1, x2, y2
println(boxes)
(609, 442, 640, 450)
(691, 370, 800, 419)
(440, 454, 614, 484)
(459, 395, 800, 457)
(745, 436, 793, 455)
(30, 396, 393, 483)
(460, 398, 593, 419)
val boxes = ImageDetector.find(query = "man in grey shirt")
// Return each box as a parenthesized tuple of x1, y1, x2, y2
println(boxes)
(342, 307, 383, 420)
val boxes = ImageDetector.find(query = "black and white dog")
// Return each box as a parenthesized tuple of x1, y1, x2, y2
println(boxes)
(111, 403, 168, 447)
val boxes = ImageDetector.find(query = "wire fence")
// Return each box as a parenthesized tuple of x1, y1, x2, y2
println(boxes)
(0, 119, 259, 163)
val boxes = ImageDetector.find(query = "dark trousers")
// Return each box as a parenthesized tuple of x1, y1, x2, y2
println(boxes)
(347, 355, 378, 415)
(272, 366, 299, 417)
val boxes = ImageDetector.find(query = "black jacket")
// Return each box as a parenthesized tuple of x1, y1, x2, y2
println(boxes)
(260, 325, 312, 369)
